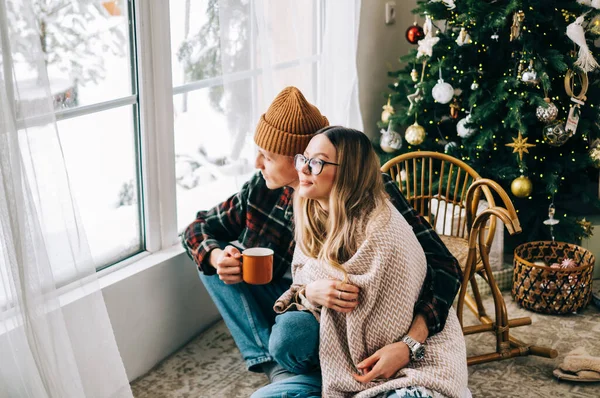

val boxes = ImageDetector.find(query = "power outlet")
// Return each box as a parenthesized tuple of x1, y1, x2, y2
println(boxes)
(385, 1, 396, 25)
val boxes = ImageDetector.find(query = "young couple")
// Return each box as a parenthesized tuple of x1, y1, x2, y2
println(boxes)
(183, 87, 469, 398)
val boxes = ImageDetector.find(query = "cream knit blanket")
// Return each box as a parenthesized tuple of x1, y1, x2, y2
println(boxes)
(276, 200, 468, 398)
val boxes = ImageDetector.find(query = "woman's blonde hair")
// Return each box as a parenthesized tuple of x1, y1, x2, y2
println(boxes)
(294, 126, 388, 279)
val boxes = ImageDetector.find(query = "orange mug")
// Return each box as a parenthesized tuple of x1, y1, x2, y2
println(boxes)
(242, 248, 274, 285)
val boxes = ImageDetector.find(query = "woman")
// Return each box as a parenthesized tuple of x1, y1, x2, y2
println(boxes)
(264, 126, 468, 398)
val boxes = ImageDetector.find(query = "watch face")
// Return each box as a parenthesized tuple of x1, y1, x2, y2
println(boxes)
(414, 345, 426, 360)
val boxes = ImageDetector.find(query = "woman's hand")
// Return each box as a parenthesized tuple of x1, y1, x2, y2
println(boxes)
(304, 279, 359, 313)
(352, 342, 410, 383)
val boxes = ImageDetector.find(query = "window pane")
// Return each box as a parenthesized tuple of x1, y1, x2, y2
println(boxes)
(20, 106, 143, 272)
(256, 1, 319, 65)
(170, 0, 223, 86)
(59, 106, 142, 267)
(173, 88, 256, 231)
(9, 0, 133, 113)
(255, 64, 317, 109)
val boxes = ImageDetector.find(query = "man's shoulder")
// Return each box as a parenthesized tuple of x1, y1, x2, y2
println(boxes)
(380, 172, 401, 196)
(380, 171, 393, 184)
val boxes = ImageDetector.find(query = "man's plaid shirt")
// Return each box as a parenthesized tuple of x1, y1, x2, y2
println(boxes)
(182, 172, 462, 336)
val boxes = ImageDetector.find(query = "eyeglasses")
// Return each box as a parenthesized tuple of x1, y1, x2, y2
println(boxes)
(294, 154, 339, 176)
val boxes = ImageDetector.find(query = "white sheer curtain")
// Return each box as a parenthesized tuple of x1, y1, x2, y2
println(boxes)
(0, 0, 132, 396)
(217, 0, 363, 165)
(319, 0, 363, 130)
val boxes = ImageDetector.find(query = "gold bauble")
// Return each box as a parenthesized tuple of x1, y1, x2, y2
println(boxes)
(511, 175, 532, 198)
(405, 121, 426, 146)
(410, 68, 419, 82)
(591, 16, 600, 35)
(381, 98, 395, 123)
(590, 140, 600, 168)
(381, 109, 393, 124)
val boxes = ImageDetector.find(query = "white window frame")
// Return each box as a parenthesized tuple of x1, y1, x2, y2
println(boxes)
(135, 0, 178, 252)
(2, 0, 153, 276)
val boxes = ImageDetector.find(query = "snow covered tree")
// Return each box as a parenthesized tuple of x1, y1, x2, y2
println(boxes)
(176, 0, 249, 114)
(7, 0, 125, 86)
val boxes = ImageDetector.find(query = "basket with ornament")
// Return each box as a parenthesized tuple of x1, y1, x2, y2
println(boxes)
(512, 240, 595, 315)
(512, 201, 595, 315)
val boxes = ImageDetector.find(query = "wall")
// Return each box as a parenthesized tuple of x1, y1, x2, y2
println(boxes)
(91, 250, 220, 382)
(357, 0, 418, 139)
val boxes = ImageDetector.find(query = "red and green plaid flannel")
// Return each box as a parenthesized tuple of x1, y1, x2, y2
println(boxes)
(182, 172, 461, 336)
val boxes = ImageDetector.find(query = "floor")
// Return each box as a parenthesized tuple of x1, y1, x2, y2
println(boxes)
(131, 292, 600, 398)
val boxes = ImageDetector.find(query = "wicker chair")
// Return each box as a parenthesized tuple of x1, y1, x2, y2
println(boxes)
(381, 151, 557, 366)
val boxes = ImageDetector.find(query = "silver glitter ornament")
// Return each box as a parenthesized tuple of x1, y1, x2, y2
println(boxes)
(536, 97, 558, 123)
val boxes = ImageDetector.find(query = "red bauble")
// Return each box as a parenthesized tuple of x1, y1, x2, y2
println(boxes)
(405, 24, 424, 45)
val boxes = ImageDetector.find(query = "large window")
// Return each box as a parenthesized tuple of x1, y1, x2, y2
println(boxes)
(4, 0, 324, 277)
(10, 0, 142, 274)
(169, 0, 323, 231)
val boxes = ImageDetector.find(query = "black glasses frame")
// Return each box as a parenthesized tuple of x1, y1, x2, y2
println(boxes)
(294, 154, 339, 176)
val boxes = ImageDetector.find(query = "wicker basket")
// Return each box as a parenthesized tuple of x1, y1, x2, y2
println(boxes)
(512, 241, 595, 315)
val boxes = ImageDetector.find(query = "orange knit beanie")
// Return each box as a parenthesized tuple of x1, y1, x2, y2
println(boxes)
(254, 86, 329, 156)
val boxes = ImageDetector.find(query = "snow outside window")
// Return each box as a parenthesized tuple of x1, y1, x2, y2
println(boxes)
(9, 0, 142, 277)
(170, 0, 323, 232)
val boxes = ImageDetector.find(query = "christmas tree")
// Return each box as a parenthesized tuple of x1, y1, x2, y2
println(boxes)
(379, 0, 600, 245)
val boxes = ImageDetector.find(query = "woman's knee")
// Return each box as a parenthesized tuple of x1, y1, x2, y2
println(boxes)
(269, 312, 320, 372)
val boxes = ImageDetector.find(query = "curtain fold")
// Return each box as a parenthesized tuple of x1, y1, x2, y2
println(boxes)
(218, 0, 363, 166)
(0, 0, 132, 396)
(318, 0, 363, 130)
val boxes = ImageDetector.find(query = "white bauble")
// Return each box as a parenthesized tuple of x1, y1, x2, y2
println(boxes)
(444, 141, 458, 154)
(457, 115, 476, 138)
(521, 69, 538, 84)
(380, 126, 402, 153)
(432, 79, 454, 104)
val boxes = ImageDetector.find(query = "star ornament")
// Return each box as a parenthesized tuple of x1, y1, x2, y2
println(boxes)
(506, 131, 536, 162)
(417, 35, 440, 59)
(578, 218, 594, 237)
(407, 88, 423, 114)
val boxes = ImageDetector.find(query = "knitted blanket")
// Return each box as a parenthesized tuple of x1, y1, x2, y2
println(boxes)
(276, 200, 468, 398)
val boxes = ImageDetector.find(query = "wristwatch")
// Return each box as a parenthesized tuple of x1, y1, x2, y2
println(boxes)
(401, 335, 426, 361)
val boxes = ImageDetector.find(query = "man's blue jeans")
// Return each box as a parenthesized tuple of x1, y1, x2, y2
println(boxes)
(199, 272, 320, 373)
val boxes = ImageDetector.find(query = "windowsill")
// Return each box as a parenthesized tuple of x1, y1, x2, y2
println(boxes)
(57, 244, 187, 309)
(0, 245, 187, 338)
(97, 244, 186, 288)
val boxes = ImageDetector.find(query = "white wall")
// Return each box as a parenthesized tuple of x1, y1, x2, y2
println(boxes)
(93, 251, 220, 382)
(357, 0, 418, 139)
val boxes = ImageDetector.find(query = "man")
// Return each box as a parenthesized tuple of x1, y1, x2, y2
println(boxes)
(182, 87, 461, 393)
